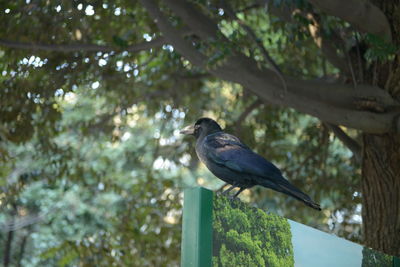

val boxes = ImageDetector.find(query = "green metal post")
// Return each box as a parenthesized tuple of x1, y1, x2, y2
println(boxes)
(181, 187, 213, 267)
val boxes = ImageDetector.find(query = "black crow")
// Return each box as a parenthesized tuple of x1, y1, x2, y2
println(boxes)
(180, 117, 321, 210)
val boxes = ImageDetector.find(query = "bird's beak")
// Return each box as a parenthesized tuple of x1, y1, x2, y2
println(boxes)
(180, 125, 195, 135)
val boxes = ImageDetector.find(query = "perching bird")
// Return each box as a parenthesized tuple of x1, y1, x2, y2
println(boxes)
(180, 117, 321, 210)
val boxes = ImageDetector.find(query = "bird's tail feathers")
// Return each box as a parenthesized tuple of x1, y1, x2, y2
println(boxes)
(276, 183, 321, 211)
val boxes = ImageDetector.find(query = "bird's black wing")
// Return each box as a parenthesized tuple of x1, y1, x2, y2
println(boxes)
(204, 133, 284, 182)
(204, 132, 321, 210)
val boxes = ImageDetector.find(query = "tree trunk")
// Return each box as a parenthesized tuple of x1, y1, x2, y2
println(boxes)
(17, 231, 30, 267)
(362, 0, 400, 256)
(3, 220, 14, 267)
(362, 133, 400, 255)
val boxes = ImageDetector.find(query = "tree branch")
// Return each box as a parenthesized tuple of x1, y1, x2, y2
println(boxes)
(0, 37, 166, 52)
(325, 123, 362, 161)
(221, 1, 287, 97)
(3, 205, 16, 267)
(262, 0, 295, 24)
(306, 13, 350, 75)
(141, 0, 400, 133)
(3, 219, 14, 267)
(1, 206, 59, 232)
(307, 0, 392, 41)
(265, 4, 351, 76)
(235, 98, 263, 136)
(163, 0, 220, 40)
(222, 2, 282, 73)
(17, 230, 30, 267)
(237, 4, 261, 13)
(141, 0, 208, 67)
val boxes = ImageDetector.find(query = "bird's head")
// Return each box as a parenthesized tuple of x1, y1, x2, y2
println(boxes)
(180, 117, 222, 139)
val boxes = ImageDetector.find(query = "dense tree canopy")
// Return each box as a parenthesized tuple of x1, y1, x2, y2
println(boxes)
(213, 195, 294, 267)
(1, 0, 399, 265)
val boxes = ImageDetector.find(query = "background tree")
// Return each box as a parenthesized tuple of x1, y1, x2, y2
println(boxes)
(0, 0, 399, 264)
(213, 195, 294, 267)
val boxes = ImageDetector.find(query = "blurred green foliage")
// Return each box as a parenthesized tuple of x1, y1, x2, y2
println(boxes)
(213, 195, 294, 267)
(1, 90, 186, 266)
(0, 0, 363, 266)
(364, 34, 397, 62)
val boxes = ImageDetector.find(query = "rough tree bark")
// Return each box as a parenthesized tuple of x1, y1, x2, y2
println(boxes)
(361, 0, 400, 256)
(362, 133, 400, 255)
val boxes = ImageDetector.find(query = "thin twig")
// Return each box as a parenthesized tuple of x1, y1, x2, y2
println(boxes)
(384, 60, 393, 91)
(221, 1, 287, 98)
(0, 37, 166, 53)
(372, 61, 378, 86)
(343, 42, 357, 88)
(235, 98, 263, 136)
(325, 123, 362, 161)
(354, 32, 364, 83)
(1, 207, 59, 232)
(237, 4, 261, 13)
